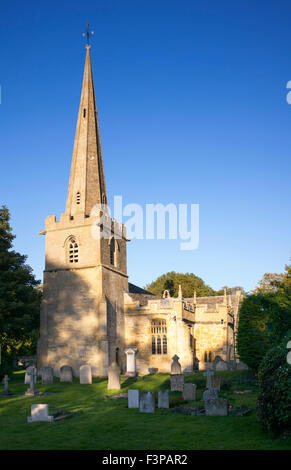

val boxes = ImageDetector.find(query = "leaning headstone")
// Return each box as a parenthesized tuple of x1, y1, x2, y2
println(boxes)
(25, 369, 39, 396)
(170, 374, 184, 391)
(107, 362, 121, 390)
(203, 366, 214, 389)
(25, 366, 37, 385)
(158, 390, 169, 408)
(183, 383, 197, 401)
(236, 361, 248, 370)
(60, 365, 73, 383)
(205, 398, 228, 416)
(128, 389, 139, 408)
(79, 365, 92, 384)
(211, 374, 221, 390)
(1, 375, 12, 396)
(171, 355, 182, 374)
(27, 404, 54, 423)
(202, 388, 219, 401)
(41, 367, 54, 385)
(139, 391, 155, 413)
(216, 360, 228, 371)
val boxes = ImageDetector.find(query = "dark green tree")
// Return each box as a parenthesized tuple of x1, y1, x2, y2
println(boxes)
(145, 271, 217, 298)
(0, 206, 41, 379)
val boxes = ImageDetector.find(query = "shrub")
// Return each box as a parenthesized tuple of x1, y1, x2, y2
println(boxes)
(257, 334, 291, 436)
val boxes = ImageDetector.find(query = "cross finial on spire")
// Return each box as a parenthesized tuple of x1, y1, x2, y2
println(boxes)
(83, 22, 94, 46)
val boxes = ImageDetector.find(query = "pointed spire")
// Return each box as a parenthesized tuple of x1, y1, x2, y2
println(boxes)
(178, 284, 183, 301)
(193, 290, 197, 305)
(223, 288, 227, 305)
(65, 45, 107, 217)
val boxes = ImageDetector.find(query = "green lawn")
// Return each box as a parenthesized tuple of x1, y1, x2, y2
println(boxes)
(0, 370, 290, 450)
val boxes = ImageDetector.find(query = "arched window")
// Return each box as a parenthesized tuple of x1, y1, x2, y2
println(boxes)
(110, 238, 115, 265)
(152, 336, 156, 354)
(68, 238, 78, 263)
(163, 335, 167, 354)
(151, 319, 167, 355)
(204, 351, 208, 363)
(208, 351, 212, 362)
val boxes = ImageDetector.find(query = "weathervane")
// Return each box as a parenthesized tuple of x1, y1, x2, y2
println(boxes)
(83, 22, 94, 45)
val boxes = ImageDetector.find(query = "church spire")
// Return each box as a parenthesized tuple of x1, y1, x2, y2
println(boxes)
(65, 44, 107, 217)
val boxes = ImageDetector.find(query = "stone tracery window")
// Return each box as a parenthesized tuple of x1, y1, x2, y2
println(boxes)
(68, 238, 78, 263)
(151, 319, 167, 355)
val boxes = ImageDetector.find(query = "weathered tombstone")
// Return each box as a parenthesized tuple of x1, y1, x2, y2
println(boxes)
(228, 360, 237, 371)
(212, 355, 223, 370)
(27, 404, 54, 423)
(128, 389, 139, 408)
(205, 398, 228, 416)
(148, 368, 158, 374)
(41, 366, 54, 385)
(171, 355, 182, 374)
(1, 375, 12, 396)
(211, 374, 221, 391)
(236, 361, 248, 370)
(202, 388, 219, 401)
(170, 374, 184, 391)
(158, 390, 169, 408)
(216, 360, 228, 371)
(79, 364, 92, 384)
(125, 348, 138, 377)
(183, 383, 197, 401)
(107, 362, 121, 390)
(139, 391, 155, 413)
(203, 366, 214, 389)
(25, 366, 37, 385)
(25, 369, 39, 396)
(60, 365, 73, 383)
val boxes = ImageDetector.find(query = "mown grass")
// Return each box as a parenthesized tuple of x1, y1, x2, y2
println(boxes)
(0, 370, 290, 450)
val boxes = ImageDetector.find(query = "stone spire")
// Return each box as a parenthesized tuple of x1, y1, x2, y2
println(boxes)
(65, 45, 107, 217)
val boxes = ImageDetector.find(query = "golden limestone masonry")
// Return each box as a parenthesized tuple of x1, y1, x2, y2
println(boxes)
(37, 45, 242, 377)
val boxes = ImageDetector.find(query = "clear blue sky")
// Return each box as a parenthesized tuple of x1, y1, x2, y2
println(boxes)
(0, 0, 290, 292)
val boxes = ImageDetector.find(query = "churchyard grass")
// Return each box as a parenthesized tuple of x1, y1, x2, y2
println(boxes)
(0, 370, 290, 450)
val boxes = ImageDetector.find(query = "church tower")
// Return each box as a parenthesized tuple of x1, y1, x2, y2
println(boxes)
(37, 45, 128, 377)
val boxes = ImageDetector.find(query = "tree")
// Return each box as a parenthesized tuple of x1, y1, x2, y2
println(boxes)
(216, 286, 246, 296)
(257, 333, 291, 436)
(144, 271, 217, 298)
(253, 272, 285, 294)
(0, 206, 41, 378)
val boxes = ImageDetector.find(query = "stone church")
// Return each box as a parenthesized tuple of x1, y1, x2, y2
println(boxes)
(37, 45, 242, 377)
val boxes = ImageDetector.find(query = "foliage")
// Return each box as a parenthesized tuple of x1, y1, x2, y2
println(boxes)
(237, 293, 290, 371)
(145, 271, 217, 297)
(257, 334, 291, 436)
(253, 272, 285, 294)
(0, 205, 41, 378)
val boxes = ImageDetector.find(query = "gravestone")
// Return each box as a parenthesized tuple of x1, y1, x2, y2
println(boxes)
(25, 369, 39, 396)
(107, 362, 121, 390)
(158, 390, 169, 408)
(228, 360, 237, 371)
(148, 368, 158, 374)
(139, 391, 155, 413)
(205, 398, 228, 416)
(27, 404, 54, 423)
(41, 366, 54, 385)
(212, 355, 223, 370)
(60, 365, 73, 383)
(25, 366, 37, 385)
(183, 383, 197, 401)
(79, 365, 92, 384)
(170, 374, 184, 391)
(215, 360, 228, 371)
(128, 390, 139, 408)
(1, 375, 12, 396)
(202, 388, 219, 401)
(203, 366, 214, 389)
(236, 361, 248, 370)
(125, 348, 138, 377)
(171, 355, 182, 374)
(211, 374, 221, 390)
